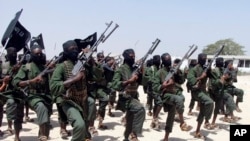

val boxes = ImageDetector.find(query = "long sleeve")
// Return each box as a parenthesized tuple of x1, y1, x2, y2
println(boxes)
(49, 63, 65, 98)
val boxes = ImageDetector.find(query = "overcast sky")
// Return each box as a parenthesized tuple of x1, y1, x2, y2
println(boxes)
(1, 0, 250, 59)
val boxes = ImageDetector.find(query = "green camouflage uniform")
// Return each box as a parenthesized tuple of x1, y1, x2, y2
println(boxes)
(12, 62, 52, 138)
(187, 64, 214, 124)
(49, 60, 90, 141)
(110, 63, 145, 140)
(142, 65, 160, 112)
(208, 67, 236, 115)
(1, 62, 25, 131)
(85, 62, 109, 121)
(151, 67, 185, 132)
(224, 68, 244, 104)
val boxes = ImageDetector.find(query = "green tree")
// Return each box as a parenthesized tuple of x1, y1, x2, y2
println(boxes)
(202, 38, 245, 55)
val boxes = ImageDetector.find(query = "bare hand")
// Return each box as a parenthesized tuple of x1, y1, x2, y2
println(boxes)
(3, 76, 11, 83)
(31, 75, 43, 84)
(73, 71, 85, 82)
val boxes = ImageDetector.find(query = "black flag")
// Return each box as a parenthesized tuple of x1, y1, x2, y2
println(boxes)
(30, 33, 45, 49)
(1, 9, 31, 52)
(74, 32, 97, 52)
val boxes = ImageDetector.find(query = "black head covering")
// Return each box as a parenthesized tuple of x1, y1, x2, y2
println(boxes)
(215, 57, 224, 67)
(161, 53, 172, 67)
(30, 44, 46, 65)
(122, 49, 135, 66)
(189, 59, 197, 68)
(198, 53, 207, 66)
(174, 58, 181, 64)
(152, 55, 161, 67)
(122, 49, 134, 59)
(146, 58, 153, 67)
(30, 44, 43, 51)
(63, 40, 77, 51)
(6, 47, 17, 64)
(62, 40, 79, 62)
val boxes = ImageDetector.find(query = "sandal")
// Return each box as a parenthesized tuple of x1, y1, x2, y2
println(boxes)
(129, 132, 139, 141)
(150, 118, 160, 130)
(187, 112, 193, 116)
(180, 122, 192, 131)
(25, 116, 34, 122)
(232, 116, 241, 121)
(98, 124, 108, 130)
(38, 135, 48, 141)
(60, 130, 69, 139)
(89, 127, 98, 136)
(236, 107, 242, 113)
(203, 123, 215, 130)
(223, 117, 233, 123)
(210, 124, 218, 129)
(4, 128, 14, 136)
(194, 132, 205, 139)
(147, 111, 153, 116)
(107, 112, 115, 117)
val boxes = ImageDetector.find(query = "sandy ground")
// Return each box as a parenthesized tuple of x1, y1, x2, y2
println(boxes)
(1, 75, 250, 141)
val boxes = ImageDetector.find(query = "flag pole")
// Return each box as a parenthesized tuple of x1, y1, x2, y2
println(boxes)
(0, 37, 11, 57)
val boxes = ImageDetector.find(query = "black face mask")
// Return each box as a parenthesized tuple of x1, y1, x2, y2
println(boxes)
(6, 54, 17, 64)
(153, 60, 161, 67)
(31, 53, 46, 65)
(162, 60, 171, 67)
(216, 62, 224, 68)
(124, 58, 135, 66)
(198, 59, 206, 66)
(64, 50, 78, 62)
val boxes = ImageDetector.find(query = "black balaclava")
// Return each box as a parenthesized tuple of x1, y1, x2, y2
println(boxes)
(6, 47, 17, 65)
(63, 40, 79, 62)
(122, 49, 135, 66)
(161, 53, 172, 68)
(174, 58, 181, 65)
(146, 59, 153, 67)
(30, 44, 46, 65)
(215, 57, 224, 68)
(198, 53, 207, 66)
(153, 55, 161, 68)
(189, 59, 197, 68)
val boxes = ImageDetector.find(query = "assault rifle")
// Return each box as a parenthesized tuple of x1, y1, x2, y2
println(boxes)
(164, 45, 198, 82)
(132, 38, 161, 75)
(203, 44, 225, 73)
(0, 47, 31, 92)
(21, 54, 63, 96)
(194, 44, 225, 88)
(38, 54, 63, 77)
(71, 21, 119, 75)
